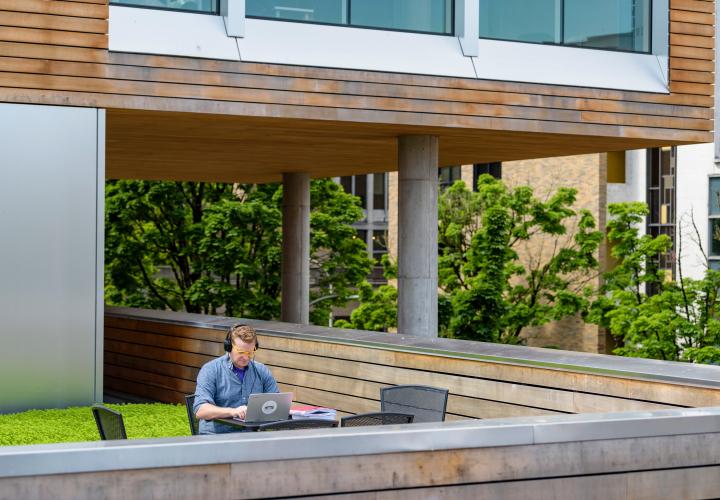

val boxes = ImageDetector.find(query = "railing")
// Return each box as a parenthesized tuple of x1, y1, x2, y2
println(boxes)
(104, 307, 720, 419)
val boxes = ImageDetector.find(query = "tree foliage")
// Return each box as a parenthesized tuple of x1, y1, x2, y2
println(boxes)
(105, 179, 372, 324)
(587, 203, 720, 363)
(334, 256, 398, 332)
(337, 175, 602, 343)
(439, 176, 602, 344)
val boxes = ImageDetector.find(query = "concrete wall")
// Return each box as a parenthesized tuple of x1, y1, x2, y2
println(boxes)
(0, 103, 104, 413)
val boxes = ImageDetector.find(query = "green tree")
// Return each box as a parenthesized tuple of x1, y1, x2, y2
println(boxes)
(586, 203, 720, 363)
(439, 176, 602, 344)
(334, 256, 398, 332)
(105, 179, 372, 324)
(338, 176, 602, 342)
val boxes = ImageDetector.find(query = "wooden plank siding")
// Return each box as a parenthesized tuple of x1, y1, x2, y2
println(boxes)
(0, 0, 715, 182)
(104, 315, 720, 421)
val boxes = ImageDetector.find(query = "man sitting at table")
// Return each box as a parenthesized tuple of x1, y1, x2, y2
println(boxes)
(193, 323, 279, 434)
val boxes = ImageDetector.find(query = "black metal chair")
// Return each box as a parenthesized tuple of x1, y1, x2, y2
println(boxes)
(341, 412, 414, 427)
(380, 385, 449, 423)
(91, 404, 127, 440)
(257, 419, 338, 432)
(185, 394, 199, 436)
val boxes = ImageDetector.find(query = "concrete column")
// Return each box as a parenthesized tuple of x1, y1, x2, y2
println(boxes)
(398, 135, 439, 337)
(281, 172, 310, 324)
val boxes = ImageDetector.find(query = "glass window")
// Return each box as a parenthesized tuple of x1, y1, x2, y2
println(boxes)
(473, 162, 501, 190)
(247, 0, 452, 34)
(709, 178, 720, 216)
(372, 230, 388, 262)
(564, 0, 650, 52)
(480, 0, 651, 53)
(438, 166, 462, 191)
(479, 0, 559, 44)
(340, 176, 353, 194)
(356, 229, 368, 245)
(110, 0, 218, 13)
(355, 174, 367, 208)
(646, 147, 676, 280)
(373, 173, 387, 211)
(351, 0, 452, 34)
(246, 0, 346, 24)
(710, 220, 720, 257)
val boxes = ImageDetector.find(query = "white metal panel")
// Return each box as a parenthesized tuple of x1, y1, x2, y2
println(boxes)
(109, 6, 240, 60)
(221, 0, 245, 37)
(473, 39, 668, 93)
(455, 0, 479, 57)
(237, 18, 477, 78)
(0, 103, 102, 413)
(676, 143, 716, 281)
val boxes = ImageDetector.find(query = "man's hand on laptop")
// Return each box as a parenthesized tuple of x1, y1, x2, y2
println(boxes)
(230, 405, 247, 419)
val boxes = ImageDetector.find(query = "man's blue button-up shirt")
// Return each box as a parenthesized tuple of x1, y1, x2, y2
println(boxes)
(193, 354, 279, 434)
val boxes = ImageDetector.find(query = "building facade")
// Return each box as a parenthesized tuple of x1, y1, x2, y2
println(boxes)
(0, 0, 714, 410)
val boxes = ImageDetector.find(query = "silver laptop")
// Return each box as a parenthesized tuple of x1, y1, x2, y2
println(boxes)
(240, 392, 292, 423)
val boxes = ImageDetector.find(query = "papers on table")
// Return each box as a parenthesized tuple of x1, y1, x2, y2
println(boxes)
(290, 405, 337, 421)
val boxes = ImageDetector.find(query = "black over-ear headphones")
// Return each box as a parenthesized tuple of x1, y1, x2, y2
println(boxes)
(224, 324, 260, 353)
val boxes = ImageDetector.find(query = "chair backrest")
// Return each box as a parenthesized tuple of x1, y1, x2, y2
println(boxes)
(185, 394, 199, 436)
(91, 404, 127, 440)
(380, 385, 449, 423)
(257, 419, 338, 432)
(341, 412, 414, 427)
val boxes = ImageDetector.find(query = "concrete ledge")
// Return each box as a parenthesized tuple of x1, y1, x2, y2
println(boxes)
(2, 406, 720, 479)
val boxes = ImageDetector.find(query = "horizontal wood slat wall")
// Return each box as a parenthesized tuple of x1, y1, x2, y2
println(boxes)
(0, 0, 714, 175)
(104, 315, 720, 421)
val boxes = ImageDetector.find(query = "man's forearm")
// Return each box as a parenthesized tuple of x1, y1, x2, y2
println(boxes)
(196, 403, 244, 420)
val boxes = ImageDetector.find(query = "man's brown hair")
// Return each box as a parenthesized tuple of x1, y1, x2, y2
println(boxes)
(229, 324, 257, 346)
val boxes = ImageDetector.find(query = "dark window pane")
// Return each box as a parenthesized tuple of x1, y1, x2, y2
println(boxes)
(247, 0, 346, 23)
(709, 178, 720, 216)
(355, 174, 367, 208)
(438, 166, 461, 190)
(479, 0, 559, 44)
(564, 0, 650, 52)
(373, 173, 386, 210)
(473, 163, 501, 191)
(356, 229, 368, 245)
(340, 176, 352, 194)
(648, 189, 659, 224)
(660, 147, 672, 177)
(351, 0, 452, 34)
(111, 0, 218, 13)
(648, 149, 660, 188)
(372, 230, 388, 262)
(711, 220, 720, 256)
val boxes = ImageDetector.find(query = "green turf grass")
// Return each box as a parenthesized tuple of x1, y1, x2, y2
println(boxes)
(0, 403, 190, 446)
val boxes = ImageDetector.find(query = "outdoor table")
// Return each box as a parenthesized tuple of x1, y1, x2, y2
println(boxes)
(214, 417, 276, 431)
(215, 406, 338, 431)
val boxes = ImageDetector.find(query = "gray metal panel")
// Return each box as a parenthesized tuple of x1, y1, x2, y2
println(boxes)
(0, 407, 719, 479)
(0, 103, 101, 413)
(94, 110, 105, 403)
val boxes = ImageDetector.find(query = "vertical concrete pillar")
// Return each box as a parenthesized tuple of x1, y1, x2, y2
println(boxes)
(398, 135, 438, 337)
(281, 172, 310, 324)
